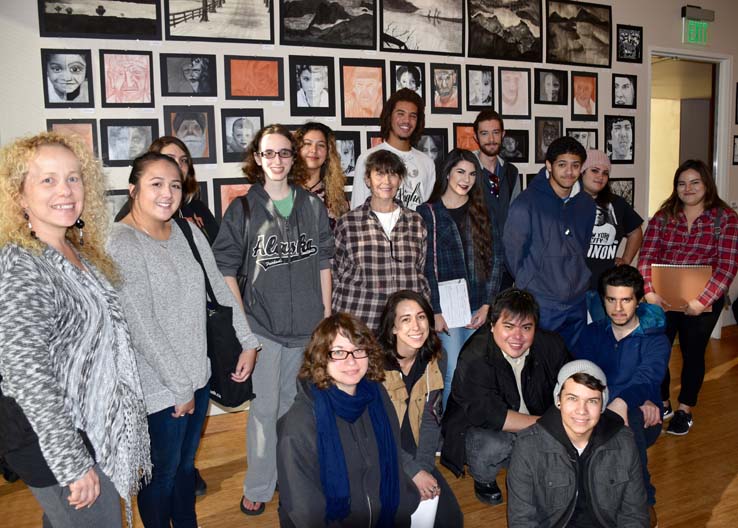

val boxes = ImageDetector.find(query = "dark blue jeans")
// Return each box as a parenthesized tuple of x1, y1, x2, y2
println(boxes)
(538, 297, 588, 352)
(628, 407, 661, 505)
(137, 384, 210, 528)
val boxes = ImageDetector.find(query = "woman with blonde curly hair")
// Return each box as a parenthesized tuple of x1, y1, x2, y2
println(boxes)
(0, 132, 151, 527)
(294, 122, 349, 229)
(277, 313, 420, 527)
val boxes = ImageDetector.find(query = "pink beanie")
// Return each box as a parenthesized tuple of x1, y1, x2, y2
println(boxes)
(581, 149, 611, 174)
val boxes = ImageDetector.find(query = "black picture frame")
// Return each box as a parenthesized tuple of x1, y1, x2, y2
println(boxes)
(468, 0, 542, 62)
(733, 136, 738, 165)
(466, 65, 494, 111)
(453, 123, 477, 151)
(280, 0, 376, 50)
(163, 105, 217, 164)
(547, 0, 612, 68)
(430, 63, 462, 115)
(38, 0, 162, 40)
(534, 68, 567, 105)
(566, 128, 598, 150)
(99, 49, 154, 108)
(612, 74, 637, 109)
(525, 173, 538, 188)
(334, 131, 362, 189)
(571, 71, 598, 122)
(197, 181, 210, 211)
(616, 25, 643, 64)
(500, 129, 529, 164)
(221, 109, 264, 164)
(288, 55, 336, 117)
(366, 131, 384, 150)
(609, 178, 635, 207)
(534, 117, 563, 163)
(498, 67, 531, 119)
(413, 127, 449, 165)
(46, 118, 99, 157)
(225, 55, 284, 101)
(380, 0, 465, 57)
(605, 115, 635, 165)
(100, 119, 159, 168)
(339, 58, 386, 126)
(390, 61, 425, 100)
(160, 53, 218, 97)
(164, 0, 274, 44)
(212, 177, 253, 219)
(41, 49, 94, 109)
(105, 189, 130, 227)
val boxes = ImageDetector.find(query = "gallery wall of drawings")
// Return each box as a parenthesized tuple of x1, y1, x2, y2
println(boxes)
(2, 0, 738, 220)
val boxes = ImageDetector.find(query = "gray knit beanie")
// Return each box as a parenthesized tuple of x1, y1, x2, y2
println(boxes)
(553, 360, 609, 412)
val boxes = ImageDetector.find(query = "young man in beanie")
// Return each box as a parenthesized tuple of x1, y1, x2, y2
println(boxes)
(507, 360, 650, 527)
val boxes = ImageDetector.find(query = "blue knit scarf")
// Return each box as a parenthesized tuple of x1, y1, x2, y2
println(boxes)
(311, 379, 399, 527)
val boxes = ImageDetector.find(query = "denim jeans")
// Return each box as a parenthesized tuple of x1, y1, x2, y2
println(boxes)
(538, 297, 588, 352)
(585, 289, 607, 324)
(464, 427, 516, 484)
(628, 407, 661, 505)
(439, 326, 477, 409)
(137, 384, 210, 528)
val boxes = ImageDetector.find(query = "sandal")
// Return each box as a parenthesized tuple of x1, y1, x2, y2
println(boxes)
(239, 496, 265, 516)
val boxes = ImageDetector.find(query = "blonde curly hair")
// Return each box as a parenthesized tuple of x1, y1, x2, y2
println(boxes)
(0, 131, 118, 282)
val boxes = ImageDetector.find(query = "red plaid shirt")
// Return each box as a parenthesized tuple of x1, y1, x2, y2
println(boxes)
(638, 207, 738, 307)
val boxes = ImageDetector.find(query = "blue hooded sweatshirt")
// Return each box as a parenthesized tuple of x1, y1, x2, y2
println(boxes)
(503, 167, 596, 305)
(574, 302, 670, 411)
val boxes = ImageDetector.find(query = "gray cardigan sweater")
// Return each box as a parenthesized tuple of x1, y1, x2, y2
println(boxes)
(109, 221, 258, 414)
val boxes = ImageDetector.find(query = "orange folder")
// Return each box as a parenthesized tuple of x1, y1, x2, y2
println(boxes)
(651, 264, 713, 312)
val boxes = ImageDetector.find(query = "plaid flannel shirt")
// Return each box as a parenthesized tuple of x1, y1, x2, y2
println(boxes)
(638, 207, 738, 307)
(332, 200, 431, 331)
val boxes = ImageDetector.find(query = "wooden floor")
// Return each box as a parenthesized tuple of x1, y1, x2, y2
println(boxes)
(3, 326, 738, 527)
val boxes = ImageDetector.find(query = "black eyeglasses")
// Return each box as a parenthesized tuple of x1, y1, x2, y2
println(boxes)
(328, 349, 369, 361)
(258, 149, 294, 159)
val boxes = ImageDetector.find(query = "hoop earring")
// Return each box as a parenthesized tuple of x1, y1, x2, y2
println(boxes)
(23, 211, 37, 239)
(75, 217, 85, 246)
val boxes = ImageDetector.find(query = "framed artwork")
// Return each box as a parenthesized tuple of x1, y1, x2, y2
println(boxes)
(289, 55, 336, 117)
(38, 0, 162, 40)
(221, 109, 264, 163)
(99, 50, 154, 108)
(225, 56, 284, 101)
(366, 131, 384, 150)
(605, 115, 635, 164)
(525, 173, 538, 188)
(453, 123, 477, 151)
(616, 25, 643, 64)
(466, 65, 494, 111)
(100, 119, 159, 167)
(197, 181, 210, 211)
(571, 71, 598, 121)
(547, 0, 611, 68)
(498, 67, 531, 119)
(334, 131, 362, 188)
(160, 54, 217, 97)
(613, 74, 637, 109)
(390, 61, 425, 100)
(733, 136, 738, 165)
(534, 117, 563, 163)
(41, 49, 94, 108)
(534, 68, 567, 105)
(468, 0, 542, 62)
(430, 63, 462, 114)
(413, 127, 449, 164)
(105, 189, 130, 227)
(339, 59, 386, 126)
(164, 0, 273, 44)
(381, 0, 464, 56)
(609, 178, 635, 207)
(567, 128, 598, 150)
(163, 105, 217, 164)
(280, 0, 376, 50)
(213, 178, 253, 219)
(46, 119, 98, 156)
(500, 129, 528, 163)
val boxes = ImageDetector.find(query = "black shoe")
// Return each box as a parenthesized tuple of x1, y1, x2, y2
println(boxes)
(474, 479, 503, 505)
(662, 401, 673, 421)
(194, 468, 207, 496)
(240, 496, 266, 516)
(666, 410, 693, 436)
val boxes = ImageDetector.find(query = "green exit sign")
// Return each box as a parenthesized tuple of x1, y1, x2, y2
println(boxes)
(683, 18, 709, 45)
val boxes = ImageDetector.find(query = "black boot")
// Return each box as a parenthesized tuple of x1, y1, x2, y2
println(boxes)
(194, 468, 207, 496)
(474, 479, 503, 505)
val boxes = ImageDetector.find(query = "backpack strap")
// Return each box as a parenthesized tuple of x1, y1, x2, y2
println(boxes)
(713, 207, 723, 239)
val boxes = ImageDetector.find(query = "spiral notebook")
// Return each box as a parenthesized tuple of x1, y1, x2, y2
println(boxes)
(651, 264, 712, 313)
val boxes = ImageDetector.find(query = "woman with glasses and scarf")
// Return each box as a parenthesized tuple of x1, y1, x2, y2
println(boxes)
(212, 124, 334, 516)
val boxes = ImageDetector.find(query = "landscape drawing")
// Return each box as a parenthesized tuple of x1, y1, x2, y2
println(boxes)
(381, 0, 464, 56)
(38, 0, 161, 40)
(165, 0, 273, 43)
(281, 0, 376, 50)
(547, 0, 611, 67)
(468, 0, 542, 62)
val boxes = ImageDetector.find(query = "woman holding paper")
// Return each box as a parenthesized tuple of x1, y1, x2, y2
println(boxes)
(417, 149, 503, 407)
(638, 159, 738, 436)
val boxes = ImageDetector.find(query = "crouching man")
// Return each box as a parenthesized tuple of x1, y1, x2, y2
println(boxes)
(507, 360, 649, 527)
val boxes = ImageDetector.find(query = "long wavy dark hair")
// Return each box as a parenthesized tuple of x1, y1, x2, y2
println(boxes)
(428, 149, 493, 281)
(656, 159, 729, 220)
(377, 290, 442, 368)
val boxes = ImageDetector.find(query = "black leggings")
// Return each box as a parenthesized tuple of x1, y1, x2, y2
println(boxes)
(432, 466, 463, 528)
(661, 296, 724, 407)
